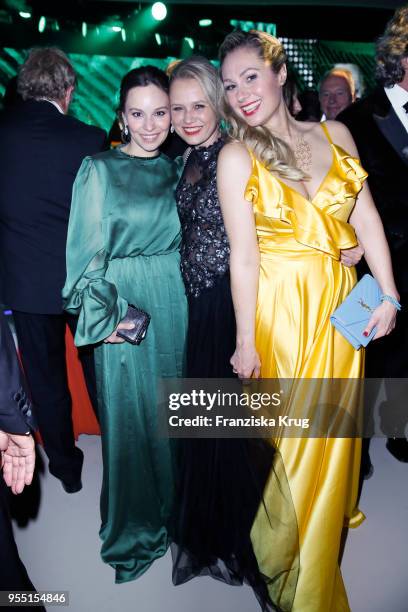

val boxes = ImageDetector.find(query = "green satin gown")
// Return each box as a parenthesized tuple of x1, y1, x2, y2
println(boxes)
(62, 147, 187, 582)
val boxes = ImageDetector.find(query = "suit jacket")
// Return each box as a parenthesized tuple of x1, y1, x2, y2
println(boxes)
(0, 314, 34, 434)
(338, 87, 408, 292)
(0, 100, 106, 314)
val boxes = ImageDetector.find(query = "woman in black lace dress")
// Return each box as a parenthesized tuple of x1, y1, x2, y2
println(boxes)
(170, 65, 231, 376)
(168, 57, 299, 612)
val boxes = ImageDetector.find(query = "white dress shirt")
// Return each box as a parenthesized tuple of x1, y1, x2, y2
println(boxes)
(385, 84, 408, 133)
(40, 98, 65, 114)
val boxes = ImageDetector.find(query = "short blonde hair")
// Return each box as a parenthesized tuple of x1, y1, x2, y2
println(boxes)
(17, 47, 76, 102)
(319, 68, 356, 100)
(169, 55, 222, 119)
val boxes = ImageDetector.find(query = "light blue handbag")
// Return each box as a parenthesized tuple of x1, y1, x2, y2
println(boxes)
(330, 274, 382, 350)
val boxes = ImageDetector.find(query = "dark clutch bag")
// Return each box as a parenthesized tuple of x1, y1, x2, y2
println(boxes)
(116, 304, 151, 345)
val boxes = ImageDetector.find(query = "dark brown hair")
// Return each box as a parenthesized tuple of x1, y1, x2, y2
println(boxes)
(118, 65, 169, 114)
(117, 66, 169, 142)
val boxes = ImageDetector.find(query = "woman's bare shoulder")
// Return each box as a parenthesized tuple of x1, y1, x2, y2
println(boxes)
(218, 140, 252, 169)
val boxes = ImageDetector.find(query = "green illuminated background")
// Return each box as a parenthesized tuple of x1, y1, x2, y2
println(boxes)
(0, 48, 177, 131)
(0, 39, 375, 132)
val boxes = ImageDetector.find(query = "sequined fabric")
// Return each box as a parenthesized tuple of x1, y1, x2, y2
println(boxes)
(176, 136, 229, 297)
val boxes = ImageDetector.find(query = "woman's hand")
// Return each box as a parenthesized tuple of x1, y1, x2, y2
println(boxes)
(231, 344, 261, 379)
(104, 321, 135, 344)
(340, 244, 364, 267)
(363, 301, 398, 341)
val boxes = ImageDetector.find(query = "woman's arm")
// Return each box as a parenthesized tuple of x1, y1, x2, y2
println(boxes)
(63, 158, 130, 345)
(217, 142, 261, 378)
(328, 121, 399, 339)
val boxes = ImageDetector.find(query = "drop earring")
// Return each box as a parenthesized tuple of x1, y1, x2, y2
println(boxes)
(170, 125, 175, 134)
(124, 125, 129, 136)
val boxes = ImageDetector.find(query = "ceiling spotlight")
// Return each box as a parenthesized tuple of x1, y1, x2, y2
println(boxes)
(199, 19, 212, 27)
(152, 2, 167, 21)
(112, 25, 122, 32)
(38, 16, 46, 33)
(155, 33, 162, 46)
(82, 22, 87, 37)
(121, 28, 126, 42)
(184, 37, 194, 49)
(19, 11, 31, 19)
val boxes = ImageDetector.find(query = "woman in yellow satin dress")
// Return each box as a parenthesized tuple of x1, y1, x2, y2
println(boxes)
(217, 31, 399, 611)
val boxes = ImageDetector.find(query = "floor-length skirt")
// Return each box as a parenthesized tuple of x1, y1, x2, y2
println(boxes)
(252, 246, 364, 611)
(95, 252, 187, 583)
(171, 273, 299, 611)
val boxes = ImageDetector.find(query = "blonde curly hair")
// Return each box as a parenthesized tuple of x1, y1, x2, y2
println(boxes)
(219, 30, 307, 181)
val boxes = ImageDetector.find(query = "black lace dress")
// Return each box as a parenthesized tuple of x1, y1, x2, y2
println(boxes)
(171, 138, 299, 612)
(176, 137, 234, 377)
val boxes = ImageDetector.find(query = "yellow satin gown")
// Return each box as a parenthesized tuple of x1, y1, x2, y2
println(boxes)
(246, 123, 367, 611)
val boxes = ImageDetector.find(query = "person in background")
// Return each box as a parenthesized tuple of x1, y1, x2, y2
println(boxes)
(338, 4, 408, 465)
(334, 63, 365, 99)
(319, 67, 356, 119)
(0, 48, 106, 494)
(0, 313, 45, 610)
(297, 89, 322, 122)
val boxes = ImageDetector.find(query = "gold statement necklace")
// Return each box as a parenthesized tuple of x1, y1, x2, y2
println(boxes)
(293, 131, 312, 175)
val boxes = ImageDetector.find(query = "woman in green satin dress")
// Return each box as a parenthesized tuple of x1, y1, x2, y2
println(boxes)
(62, 67, 187, 582)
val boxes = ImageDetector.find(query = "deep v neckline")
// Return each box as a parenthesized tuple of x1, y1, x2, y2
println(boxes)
(275, 123, 337, 204)
(276, 145, 336, 204)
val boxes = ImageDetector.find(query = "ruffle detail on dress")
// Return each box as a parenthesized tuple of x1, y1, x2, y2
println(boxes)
(336, 149, 368, 195)
(314, 148, 368, 214)
(244, 149, 359, 260)
(287, 193, 358, 259)
(64, 270, 128, 346)
(244, 152, 260, 204)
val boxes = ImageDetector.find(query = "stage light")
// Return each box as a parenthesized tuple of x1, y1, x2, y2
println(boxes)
(121, 28, 126, 42)
(112, 25, 122, 32)
(19, 11, 31, 19)
(155, 33, 162, 45)
(199, 19, 212, 27)
(82, 22, 87, 37)
(38, 16, 46, 32)
(184, 37, 194, 49)
(152, 2, 167, 21)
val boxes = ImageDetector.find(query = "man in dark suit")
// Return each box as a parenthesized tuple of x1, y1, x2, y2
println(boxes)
(0, 313, 45, 608)
(338, 5, 408, 464)
(0, 48, 106, 492)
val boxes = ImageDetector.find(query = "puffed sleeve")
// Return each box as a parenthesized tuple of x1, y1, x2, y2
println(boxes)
(62, 157, 128, 346)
